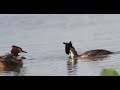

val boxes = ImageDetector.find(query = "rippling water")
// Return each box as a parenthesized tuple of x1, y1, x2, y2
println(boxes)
(0, 14, 120, 76)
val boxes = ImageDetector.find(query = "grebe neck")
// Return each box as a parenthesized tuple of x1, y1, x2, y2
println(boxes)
(70, 48, 78, 59)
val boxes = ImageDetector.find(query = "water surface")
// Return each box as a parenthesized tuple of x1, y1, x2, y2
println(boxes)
(0, 14, 120, 76)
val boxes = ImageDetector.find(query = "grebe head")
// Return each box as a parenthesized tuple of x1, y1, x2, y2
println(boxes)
(11, 45, 27, 56)
(63, 41, 74, 55)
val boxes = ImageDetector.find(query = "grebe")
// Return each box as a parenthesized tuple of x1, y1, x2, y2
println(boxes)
(63, 41, 113, 59)
(0, 45, 27, 70)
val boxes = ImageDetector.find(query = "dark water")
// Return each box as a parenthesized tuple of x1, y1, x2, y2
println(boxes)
(0, 14, 120, 76)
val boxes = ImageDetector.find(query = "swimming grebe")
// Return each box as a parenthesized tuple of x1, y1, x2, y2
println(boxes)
(63, 41, 113, 59)
(0, 45, 27, 69)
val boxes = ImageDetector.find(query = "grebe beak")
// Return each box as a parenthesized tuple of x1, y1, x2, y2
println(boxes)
(22, 51, 27, 53)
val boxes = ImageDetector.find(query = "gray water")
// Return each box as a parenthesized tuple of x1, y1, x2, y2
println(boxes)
(0, 14, 120, 76)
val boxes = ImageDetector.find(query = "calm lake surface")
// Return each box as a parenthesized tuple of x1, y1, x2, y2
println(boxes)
(0, 14, 120, 76)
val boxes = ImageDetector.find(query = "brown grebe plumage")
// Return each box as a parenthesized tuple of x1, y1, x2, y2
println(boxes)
(63, 41, 113, 59)
(0, 45, 27, 70)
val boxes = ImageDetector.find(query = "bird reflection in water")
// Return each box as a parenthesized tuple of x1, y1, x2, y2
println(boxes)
(12, 67, 26, 76)
(67, 58, 78, 76)
(0, 66, 26, 76)
(66, 55, 110, 76)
